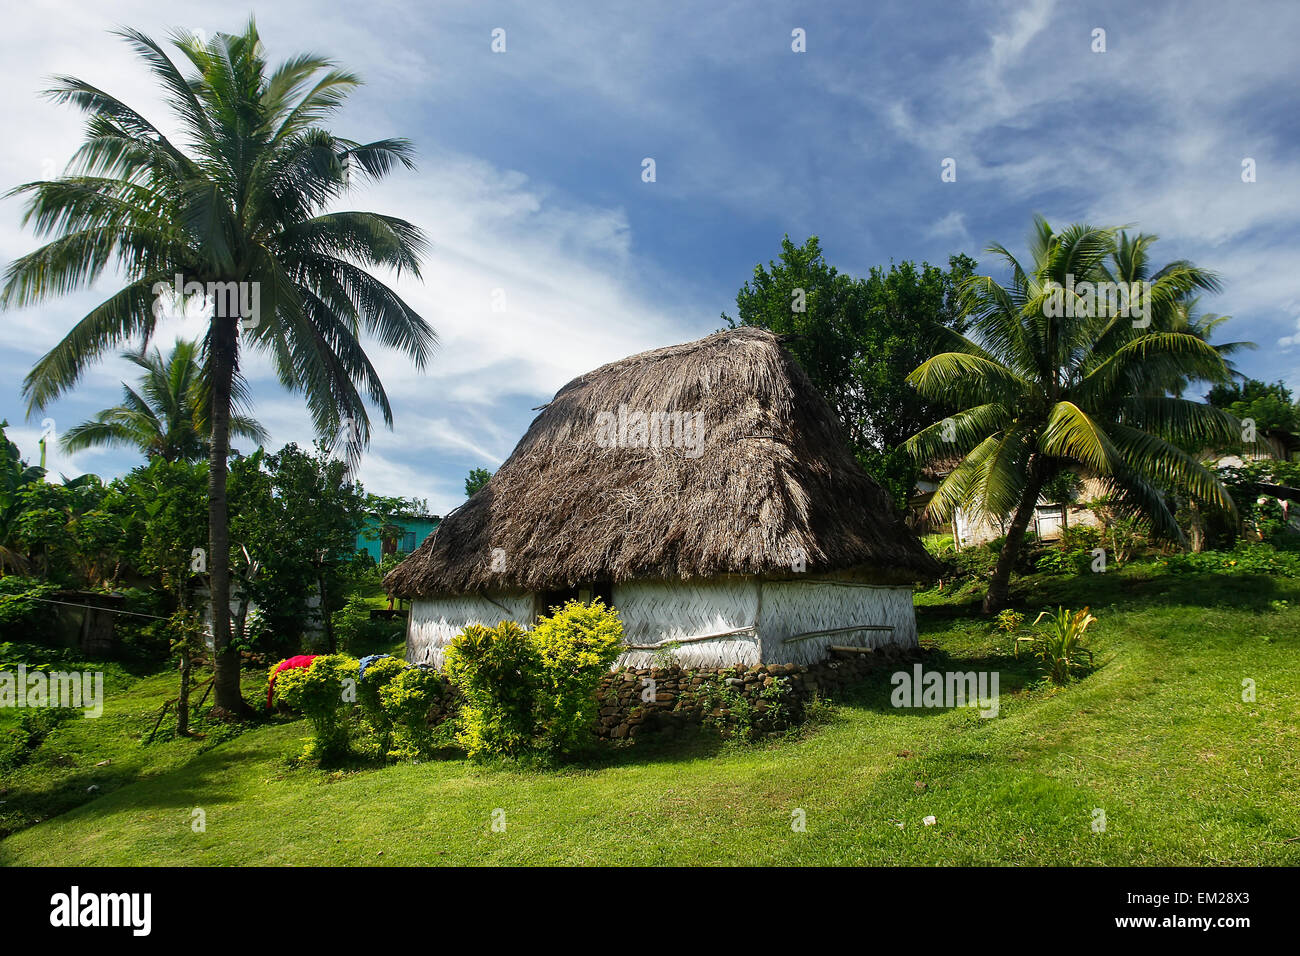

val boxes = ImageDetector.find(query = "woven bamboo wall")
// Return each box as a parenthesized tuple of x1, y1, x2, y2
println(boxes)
(610, 578, 761, 668)
(405, 576, 917, 668)
(757, 579, 919, 665)
(406, 592, 534, 667)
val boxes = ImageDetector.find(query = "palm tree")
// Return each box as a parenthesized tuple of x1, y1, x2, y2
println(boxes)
(61, 340, 267, 463)
(905, 217, 1239, 613)
(1102, 231, 1254, 397)
(3, 22, 435, 714)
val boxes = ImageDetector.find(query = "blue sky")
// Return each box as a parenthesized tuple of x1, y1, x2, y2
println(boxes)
(3, 0, 1298, 514)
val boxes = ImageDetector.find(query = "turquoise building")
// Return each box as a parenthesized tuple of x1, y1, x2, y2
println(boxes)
(356, 513, 439, 563)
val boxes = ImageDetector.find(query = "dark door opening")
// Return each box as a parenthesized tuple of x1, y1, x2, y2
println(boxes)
(536, 581, 613, 618)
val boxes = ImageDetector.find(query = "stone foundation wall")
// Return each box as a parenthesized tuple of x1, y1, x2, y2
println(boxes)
(594, 644, 925, 741)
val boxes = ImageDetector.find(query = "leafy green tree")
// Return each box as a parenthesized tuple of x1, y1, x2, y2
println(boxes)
(724, 235, 974, 506)
(60, 340, 266, 463)
(226, 450, 277, 650)
(1207, 379, 1299, 439)
(725, 237, 866, 439)
(129, 458, 209, 601)
(464, 467, 492, 497)
(119, 459, 211, 736)
(855, 256, 976, 505)
(4, 23, 435, 715)
(232, 443, 364, 653)
(69, 482, 132, 587)
(0, 423, 47, 576)
(5, 472, 110, 583)
(905, 217, 1239, 612)
(13, 481, 74, 581)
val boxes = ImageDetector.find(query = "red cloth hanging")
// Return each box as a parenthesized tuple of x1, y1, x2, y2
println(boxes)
(267, 654, 318, 709)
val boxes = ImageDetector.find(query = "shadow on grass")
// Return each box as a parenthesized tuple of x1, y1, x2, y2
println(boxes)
(814, 649, 1042, 717)
(0, 744, 254, 832)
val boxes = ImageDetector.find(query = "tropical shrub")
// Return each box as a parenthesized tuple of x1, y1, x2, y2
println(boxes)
(355, 655, 407, 756)
(270, 654, 359, 761)
(330, 596, 371, 652)
(532, 599, 624, 753)
(1016, 607, 1097, 685)
(444, 621, 541, 758)
(1058, 525, 1102, 553)
(444, 600, 626, 758)
(1034, 548, 1095, 576)
(953, 545, 998, 580)
(1034, 549, 1075, 576)
(922, 534, 956, 559)
(993, 609, 1025, 633)
(1160, 543, 1300, 577)
(0, 577, 59, 644)
(378, 665, 445, 759)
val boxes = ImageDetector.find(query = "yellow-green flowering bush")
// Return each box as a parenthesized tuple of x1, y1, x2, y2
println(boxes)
(356, 656, 408, 756)
(444, 600, 624, 758)
(444, 620, 539, 758)
(533, 599, 624, 753)
(271, 654, 359, 760)
(378, 665, 445, 759)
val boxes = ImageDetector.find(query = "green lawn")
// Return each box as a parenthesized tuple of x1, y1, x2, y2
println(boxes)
(0, 663, 267, 839)
(2, 569, 1297, 866)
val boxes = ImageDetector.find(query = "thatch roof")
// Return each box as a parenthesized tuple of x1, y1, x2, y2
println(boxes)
(386, 327, 938, 597)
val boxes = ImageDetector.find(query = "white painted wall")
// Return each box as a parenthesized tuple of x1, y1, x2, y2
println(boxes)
(405, 575, 919, 669)
(406, 591, 535, 667)
(757, 579, 918, 665)
(612, 578, 761, 668)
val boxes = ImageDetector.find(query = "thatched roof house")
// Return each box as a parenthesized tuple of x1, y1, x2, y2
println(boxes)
(387, 327, 936, 668)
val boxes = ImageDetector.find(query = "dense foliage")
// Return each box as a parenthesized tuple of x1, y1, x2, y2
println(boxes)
(906, 219, 1241, 612)
(724, 235, 975, 507)
(531, 599, 625, 753)
(1207, 378, 1300, 439)
(269, 652, 446, 762)
(444, 620, 540, 758)
(0, 422, 379, 660)
(270, 654, 359, 760)
(445, 600, 624, 759)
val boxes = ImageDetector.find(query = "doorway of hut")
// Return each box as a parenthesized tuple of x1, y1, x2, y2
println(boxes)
(535, 581, 614, 620)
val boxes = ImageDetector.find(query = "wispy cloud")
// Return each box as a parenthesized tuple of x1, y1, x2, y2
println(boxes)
(2, 0, 1298, 507)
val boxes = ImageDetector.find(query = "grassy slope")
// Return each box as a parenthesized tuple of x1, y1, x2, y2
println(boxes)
(2, 570, 1297, 866)
(0, 666, 268, 838)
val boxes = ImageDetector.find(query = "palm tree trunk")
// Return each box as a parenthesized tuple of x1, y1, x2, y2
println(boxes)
(983, 467, 1046, 614)
(1189, 499, 1205, 553)
(208, 315, 247, 717)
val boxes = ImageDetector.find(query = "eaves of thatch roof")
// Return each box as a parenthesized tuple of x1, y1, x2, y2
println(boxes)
(385, 327, 938, 597)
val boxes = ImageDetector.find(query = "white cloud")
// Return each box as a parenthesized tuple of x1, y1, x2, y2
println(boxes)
(924, 210, 970, 243)
(4, 0, 1300, 505)
(1278, 317, 1300, 350)
(0, 5, 711, 515)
